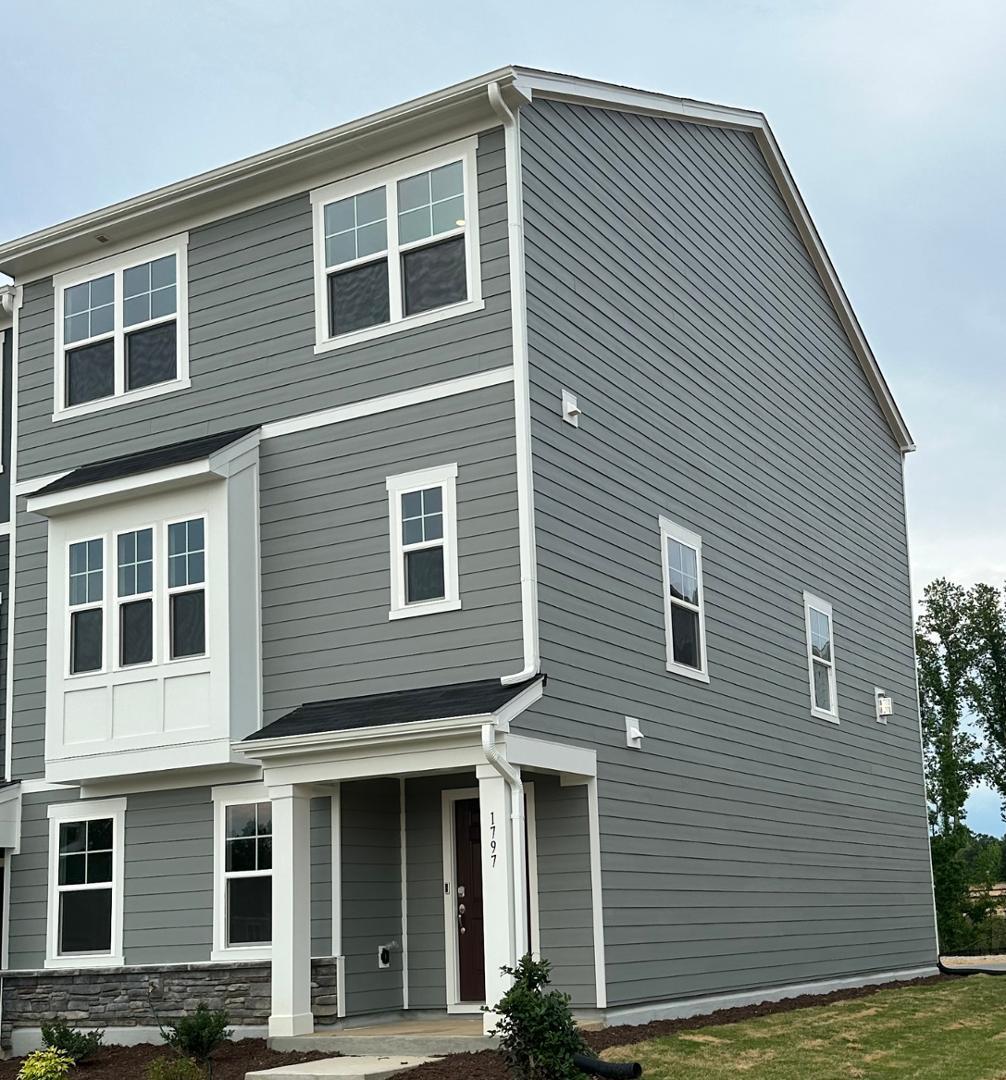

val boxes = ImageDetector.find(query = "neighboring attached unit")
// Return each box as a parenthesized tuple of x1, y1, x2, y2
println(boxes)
(0, 67, 935, 1053)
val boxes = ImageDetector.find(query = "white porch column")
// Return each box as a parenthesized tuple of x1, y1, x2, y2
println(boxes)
(477, 763, 517, 1035)
(269, 783, 314, 1037)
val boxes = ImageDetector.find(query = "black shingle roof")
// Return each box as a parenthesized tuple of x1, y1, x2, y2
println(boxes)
(36, 426, 260, 497)
(245, 676, 544, 742)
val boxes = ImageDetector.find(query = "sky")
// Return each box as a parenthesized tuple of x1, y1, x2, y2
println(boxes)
(3, 1, 1005, 829)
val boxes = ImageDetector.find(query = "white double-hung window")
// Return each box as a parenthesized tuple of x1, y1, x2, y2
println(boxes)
(46, 799, 126, 968)
(804, 592, 838, 721)
(53, 234, 189, 418)
(386, 463, 460, 620)
(311, 138, 482, 351)
(659, 516, 709, 681)
(212, 785, 273, 961)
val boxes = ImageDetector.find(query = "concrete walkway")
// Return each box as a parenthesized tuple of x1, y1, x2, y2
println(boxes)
(269, 1015, 494, 1057)
(247, 1056, 433, 1079)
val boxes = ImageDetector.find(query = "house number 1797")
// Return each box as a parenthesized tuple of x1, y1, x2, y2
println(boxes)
(489, 811, 497, 868)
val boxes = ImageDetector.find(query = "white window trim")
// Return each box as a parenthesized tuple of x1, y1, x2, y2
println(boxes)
(804, 591, 839, 723)
(52, 233, 190, 421)
(310, 138, 483, 354)
(164, 513, 209, 662)
(66, 534, 107, 679)
(659, 515, 709, 683)
(112, 523, 156, 672)
(211, 783, 272, 963)
(386, 462, 460, 621)
(46, 798, 126, 969)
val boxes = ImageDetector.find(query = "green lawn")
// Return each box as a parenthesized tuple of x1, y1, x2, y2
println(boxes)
(602, 976, 1006, 1079)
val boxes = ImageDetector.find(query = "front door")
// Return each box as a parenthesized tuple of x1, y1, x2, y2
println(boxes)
(454, 798, 486, 1001)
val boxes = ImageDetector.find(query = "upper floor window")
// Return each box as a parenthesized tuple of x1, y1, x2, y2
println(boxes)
(53, 234, 190, 420)
(66, 515, 207, 678)
(311, 138, 483, 353)
(659, 516, 709, 681)
(386, 463, 460, 620)
(804, 592, 838, 722)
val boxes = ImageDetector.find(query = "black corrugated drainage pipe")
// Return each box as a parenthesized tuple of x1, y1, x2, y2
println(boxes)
(572, 1053, 643, 1078)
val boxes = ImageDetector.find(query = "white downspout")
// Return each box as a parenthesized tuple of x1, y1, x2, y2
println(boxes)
(481, 722, 528, 961)
(488, 81, 540, 688)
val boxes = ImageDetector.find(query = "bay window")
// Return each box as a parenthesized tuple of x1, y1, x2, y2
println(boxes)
(312, 138, 482, 351)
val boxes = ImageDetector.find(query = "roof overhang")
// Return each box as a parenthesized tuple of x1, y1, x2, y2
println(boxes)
(26, 429, 260, 516)
(0, 65, 914, 451)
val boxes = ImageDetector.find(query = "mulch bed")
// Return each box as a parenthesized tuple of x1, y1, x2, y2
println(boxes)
(0, 1038, 335, 1079)
(388, 973, 952, 1080)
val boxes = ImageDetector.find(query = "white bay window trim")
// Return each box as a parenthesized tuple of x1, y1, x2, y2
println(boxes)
(310, 137, 483, 353)
(45, 798, 126, 969)
(804, 591, 839, 723)
(659, 516, 709, 682)
(386, 462, 460, 620)
(52, 233, 190, 421)
(211, 783, 272, 963)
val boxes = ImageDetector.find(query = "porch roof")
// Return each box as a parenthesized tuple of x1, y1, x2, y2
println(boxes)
(245, 675, 544, 742)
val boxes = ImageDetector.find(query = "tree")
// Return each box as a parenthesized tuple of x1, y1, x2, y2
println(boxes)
(916, 579, 982, 833)
(966, 584, 1006, 815)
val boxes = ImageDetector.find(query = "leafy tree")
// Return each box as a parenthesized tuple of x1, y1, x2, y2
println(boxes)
(966, 584, 1006, 814)
(916, 579, 982, 833)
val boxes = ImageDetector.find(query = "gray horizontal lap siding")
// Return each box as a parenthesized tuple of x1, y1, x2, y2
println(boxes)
(14, 126, 510, 477)
(517, 100, 935, 1007)
(0, 535, 9, 771)
(259, 380, 521, 716)
(11, 511, 46, 779)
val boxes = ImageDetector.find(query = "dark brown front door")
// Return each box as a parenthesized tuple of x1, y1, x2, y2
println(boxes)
(454, 798, 486, 1001)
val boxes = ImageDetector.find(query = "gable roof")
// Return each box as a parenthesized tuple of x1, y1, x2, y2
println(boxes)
(0, 67, 913, 452)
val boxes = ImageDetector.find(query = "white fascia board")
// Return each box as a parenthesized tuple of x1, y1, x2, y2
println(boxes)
(504, 734, 596, 779)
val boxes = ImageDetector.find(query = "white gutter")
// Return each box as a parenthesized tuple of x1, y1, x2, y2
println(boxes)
(488, 81, 541, 688)
(481, 722, 528, 960)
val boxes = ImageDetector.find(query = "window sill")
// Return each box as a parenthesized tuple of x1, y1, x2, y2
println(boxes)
(811, 707, 840, 724)
(315, 298, 485, 355)
(52, 377, 191, 422)
(389, 598, 462, 621)
(45, 954, 124, 970)
(665, 660, 710, 683)
(210, 946, 271, 963)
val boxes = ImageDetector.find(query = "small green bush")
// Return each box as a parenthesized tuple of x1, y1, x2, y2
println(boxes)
(17, 1047, 73, 1080)
(974, 915, 1006, 953)
(158, 1004, 231, 1064)
(488, 954, 584, 1080)
(40, 1019, 104, 1063)
(146, 1058, 207, 1080)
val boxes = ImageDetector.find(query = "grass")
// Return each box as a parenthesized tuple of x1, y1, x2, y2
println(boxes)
(602, 976, 1006, 1079)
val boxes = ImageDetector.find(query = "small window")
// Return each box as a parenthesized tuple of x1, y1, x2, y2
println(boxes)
(47, 799, 125, 967)
(168, 518, 206, 659)
(69, 538, 103, 674)
(224, 801, 272, 947)
(386, 463, 460, 620)
(54, 236, 188, 417)
(312, 139, 481, 351)
(117, 528, 154, 667)
(804, 593, 838, 721)
(659, 517, 708, 681)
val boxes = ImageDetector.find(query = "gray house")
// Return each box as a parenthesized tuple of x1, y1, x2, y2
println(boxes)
(0, 67, 937, 1050)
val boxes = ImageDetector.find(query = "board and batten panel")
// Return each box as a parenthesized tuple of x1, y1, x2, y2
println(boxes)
(124, 787, 214, 965)
(341, 779, 402, 1016)
(517, 99, 936, 1008)
(258, 380, 522, 719)
(530, 775, 595, 1007)
(14, 127, 510, 480)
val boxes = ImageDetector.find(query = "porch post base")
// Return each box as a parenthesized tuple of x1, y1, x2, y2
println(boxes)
(268, 1012, 315, 1038)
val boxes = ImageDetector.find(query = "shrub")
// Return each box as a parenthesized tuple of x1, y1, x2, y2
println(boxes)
(146, 1058, 207, 1080)
(40, 1019, 104, 1063)
(974, 915, 1006, 953)
(158, 1004, 231, 1064)
(17, 1048, 73, 1080)
(488, 954, 584, 1080)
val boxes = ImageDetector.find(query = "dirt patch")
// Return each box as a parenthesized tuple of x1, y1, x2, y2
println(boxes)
(0, 1038, 334, 1079)
(388, 974, 951, 1080)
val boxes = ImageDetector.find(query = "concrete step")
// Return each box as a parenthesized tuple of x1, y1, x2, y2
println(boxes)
(270, 1031, 495, 1057)
(246, 1056, 432, 1079)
